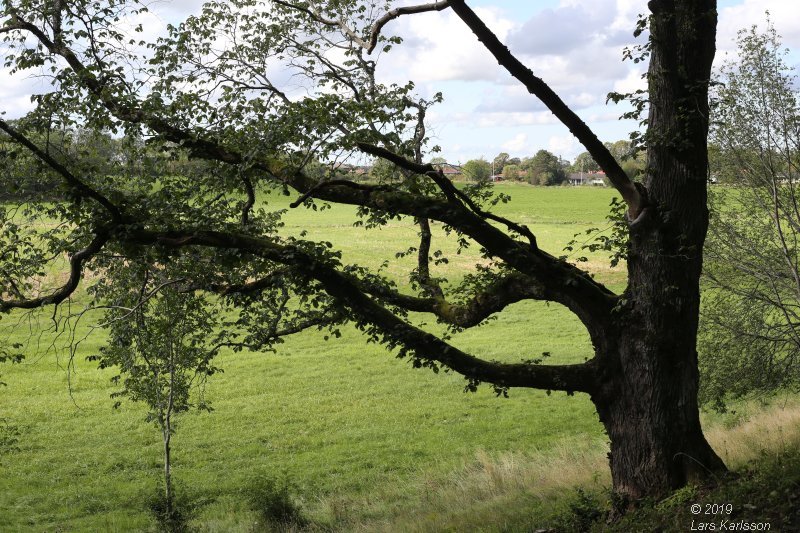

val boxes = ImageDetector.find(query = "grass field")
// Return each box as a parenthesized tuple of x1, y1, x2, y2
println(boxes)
(1, 184, 785, 531)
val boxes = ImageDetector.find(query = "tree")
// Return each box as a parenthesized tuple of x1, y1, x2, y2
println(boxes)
(0, 0, 723, 502)
(707, 142, 739, 184)
(0, 118, 74, 200)
(571, 151, 601, 174)
(369, 157, 403, 184)
(502, 163, 521, 181)
(492, 152, 510, 174)
(620, 159, 644, 181)
(95, 278, 220, 526)
(604, 140, 634, 162)
(524, 149, 566, 185)
(700, 21, 800, 409)
(462, 158, 491, 181)
(572, 144, 643, 181)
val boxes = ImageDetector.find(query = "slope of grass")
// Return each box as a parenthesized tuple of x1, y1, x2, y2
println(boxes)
(590, 397, 800, 533)
(1, 185, 625, 531)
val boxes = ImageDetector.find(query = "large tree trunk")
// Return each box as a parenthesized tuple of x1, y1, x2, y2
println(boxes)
(590, 0, 725, 500)
(593, 209, 727, 500)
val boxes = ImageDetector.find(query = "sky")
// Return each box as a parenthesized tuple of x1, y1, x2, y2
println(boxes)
(2, 0, 799, 164)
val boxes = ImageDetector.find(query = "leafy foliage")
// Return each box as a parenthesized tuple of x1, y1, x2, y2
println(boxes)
(700, 19, 800, 409)
(243, 474, 308, 528)
(462, 158, 492, 182)
(0, 0, 726, 502)
(0, 417, 21, 456)
(524, 149, 567, 186)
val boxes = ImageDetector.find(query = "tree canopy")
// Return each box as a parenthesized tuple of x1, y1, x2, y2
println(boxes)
(0, 0, 723, 502)
(523, 149, 567, 185)
(462, 158, 491, 181)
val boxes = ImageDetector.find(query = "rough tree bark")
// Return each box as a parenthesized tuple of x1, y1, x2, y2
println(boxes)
(591, 0, 726, 499)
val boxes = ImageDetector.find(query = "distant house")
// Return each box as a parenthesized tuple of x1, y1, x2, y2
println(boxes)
(489, 174, 504, 182)
(343, 165, 371, 175)
(434, 163, 463, 179)
(568, 173, 588, 186)
(569, 170, 606, 186)
(500, 165, 528, 180)
(338, 164, 372, 179)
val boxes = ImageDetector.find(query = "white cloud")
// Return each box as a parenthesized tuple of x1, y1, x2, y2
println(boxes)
(588, 111, 628, 123)
(502, 132, 529, 152)
(0, 68, 57, 119)
(376, 7, 515, 84)
(474, 86, 546, 113)
(507, 4, 601, 56)
(475, 85, 598, 114)
(1, 0, 796, 166)
(476, 111, 558, 128)
(717, 0, 800, 57)
(548, 134, 579, 158)
(613, 69, 647, 95)
(483, 0, 647, 132)
(570, 91, 598, 108)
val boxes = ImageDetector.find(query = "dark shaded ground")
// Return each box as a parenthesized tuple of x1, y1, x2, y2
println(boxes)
(552, 444, 800, 532)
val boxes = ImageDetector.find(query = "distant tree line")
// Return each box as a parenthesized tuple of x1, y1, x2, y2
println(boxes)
(407, 140, 646, 186)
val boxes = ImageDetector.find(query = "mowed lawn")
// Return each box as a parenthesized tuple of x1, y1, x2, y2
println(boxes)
(0, 184, 622, 531)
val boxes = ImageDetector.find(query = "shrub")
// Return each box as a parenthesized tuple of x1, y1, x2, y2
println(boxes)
(145, 483, 195, 533)
(244, 474, 308, 529)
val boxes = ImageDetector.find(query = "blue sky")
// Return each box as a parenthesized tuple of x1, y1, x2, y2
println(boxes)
(2, 0, 798, 164)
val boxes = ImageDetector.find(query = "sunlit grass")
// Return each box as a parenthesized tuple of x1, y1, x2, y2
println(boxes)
(0, 184, 636, 531)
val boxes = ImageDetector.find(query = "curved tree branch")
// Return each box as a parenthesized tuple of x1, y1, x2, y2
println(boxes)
(122, 226, 599, 393)
(271, 1, 451, 55)
(240, 173, 256, 226)
(366, 1, 451, 54)
(5, 11, 618, 346)
(0, 230, 110, 311)
(357, 141, 538, 247)
(216, 266, 545, 329)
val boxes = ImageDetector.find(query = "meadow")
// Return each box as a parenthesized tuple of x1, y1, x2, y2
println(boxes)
(1, 184, 795, 532)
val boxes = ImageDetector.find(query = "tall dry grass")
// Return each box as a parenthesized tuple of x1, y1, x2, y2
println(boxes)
(344, 396, 800, 532)
(705, 396, 800, 468)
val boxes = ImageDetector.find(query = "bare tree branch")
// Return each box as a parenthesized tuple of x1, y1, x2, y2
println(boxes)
(357, 142, 539, 247)
(121, 225, 599, 393)
(0, 230, 110, 311)
(4, 11, 618, 344)
(240, 173, 256, 226)
(271, 1, 451, 55)
(366, 1, 451, 54)
(272, 0, 369, 48)
(447, 0, 645, 217)
(213, 265, 544, 329)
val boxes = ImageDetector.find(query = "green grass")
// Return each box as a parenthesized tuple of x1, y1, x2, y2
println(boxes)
(0, 184, 626, 531)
